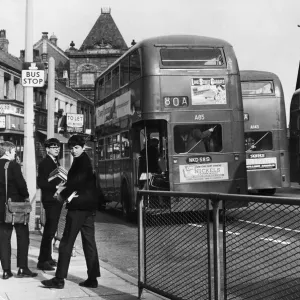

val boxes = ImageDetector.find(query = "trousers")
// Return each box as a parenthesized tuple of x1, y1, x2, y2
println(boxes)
(38, 201, 62, 262)
(0, 222, 29, 270)
(55, 210, 100, 279)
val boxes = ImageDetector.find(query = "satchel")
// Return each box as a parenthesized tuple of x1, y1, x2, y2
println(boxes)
(5, 198, 32, 225)
(4, 161, 32, 225)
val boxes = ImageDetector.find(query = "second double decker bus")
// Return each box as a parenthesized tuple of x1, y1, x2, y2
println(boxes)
(94, 35, 247, 217)
(241, 70, 290, 195)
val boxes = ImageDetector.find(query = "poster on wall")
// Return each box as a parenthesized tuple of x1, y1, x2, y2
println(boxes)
(191, 77, 226, 105)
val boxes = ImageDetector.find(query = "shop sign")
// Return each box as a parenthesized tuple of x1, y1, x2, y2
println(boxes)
(0, 116, 6, 128)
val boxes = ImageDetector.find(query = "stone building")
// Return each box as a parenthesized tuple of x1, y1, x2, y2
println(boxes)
(66, 7, 128, 100)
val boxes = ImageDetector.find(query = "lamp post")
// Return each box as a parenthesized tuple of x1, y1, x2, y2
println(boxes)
(23, 0, 36, 231)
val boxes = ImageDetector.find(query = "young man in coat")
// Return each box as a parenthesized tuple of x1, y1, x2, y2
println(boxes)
(37, 138, 63, 271)
(41, 135, 100, 289)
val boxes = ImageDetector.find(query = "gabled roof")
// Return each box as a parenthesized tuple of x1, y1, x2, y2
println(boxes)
(33, 38, 69, 60)
(80, 9, 128, 51)
(55, 81, 93, 105)
(0, 50, 22, 72)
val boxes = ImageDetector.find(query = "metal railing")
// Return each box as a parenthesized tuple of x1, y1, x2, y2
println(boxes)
(138, 190, 300, 300)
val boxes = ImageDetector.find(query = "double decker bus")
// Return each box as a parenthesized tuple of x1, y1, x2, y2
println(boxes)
(94, 35, 247, 217)
(241, 70, 290, 195)
(289, 88, 300, 183)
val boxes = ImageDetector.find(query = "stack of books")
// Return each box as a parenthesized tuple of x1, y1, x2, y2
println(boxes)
(48, 166, 68, 183)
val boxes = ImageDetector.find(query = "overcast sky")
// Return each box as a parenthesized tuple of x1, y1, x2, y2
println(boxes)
(2, 0, 300, 124)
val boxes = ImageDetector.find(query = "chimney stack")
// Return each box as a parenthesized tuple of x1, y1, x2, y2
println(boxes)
(0, 29, 9, 52)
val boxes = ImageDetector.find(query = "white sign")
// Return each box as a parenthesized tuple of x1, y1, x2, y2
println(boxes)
(21, 62, 45, 87)
(67, 114, 84, 127)
(0, 116, 5, 128)
(179, 162, 229, 183)
(246, 157, 277, 171)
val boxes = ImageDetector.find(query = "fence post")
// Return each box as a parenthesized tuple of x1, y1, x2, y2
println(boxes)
(138, 193, 145, 299)
(212, 196, 221, 300)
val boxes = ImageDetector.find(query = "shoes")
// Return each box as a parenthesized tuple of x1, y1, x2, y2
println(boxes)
(17, 268, 38, 278)
(37, 261, 55, 271)
(2, 270, 13, 280)
(48, 259, 57, 267)
(41, 277, 65, 289)
(79, 278, 98, 288)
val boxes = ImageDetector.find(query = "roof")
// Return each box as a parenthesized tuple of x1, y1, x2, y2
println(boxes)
(55, 81, 93, 104)
(0, 50, 22, 72)
(33, 38, 69, 60)
(80, 10, 128, 51)
(133, 35, 233, 48)
(240, 70, 279, 82)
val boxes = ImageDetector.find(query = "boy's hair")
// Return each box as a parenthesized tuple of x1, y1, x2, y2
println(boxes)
(67, 135, 85, 148)
(44, 138, 60, 148)
(0, 141, 16, 157)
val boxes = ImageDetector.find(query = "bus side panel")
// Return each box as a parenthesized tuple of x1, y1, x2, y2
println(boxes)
(106, 160, 114, 202)
(114, 160, 121, 202)
(97, 160, 107, 199)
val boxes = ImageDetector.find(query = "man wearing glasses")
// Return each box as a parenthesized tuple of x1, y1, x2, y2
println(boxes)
(37, 138, 62, 271)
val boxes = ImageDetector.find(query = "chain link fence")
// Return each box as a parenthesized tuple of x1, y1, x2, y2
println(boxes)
(138, 191, 213, 300)
(223, 196, 300, 300)
(138, 191, 300, 300)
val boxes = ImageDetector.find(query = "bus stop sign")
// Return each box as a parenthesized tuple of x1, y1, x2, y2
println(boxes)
(21, 62, 45, 87)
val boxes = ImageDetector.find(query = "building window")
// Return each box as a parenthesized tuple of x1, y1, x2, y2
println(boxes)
(3, 80, 9, 99)
(81, 73, 95, 86)
(3, 72, 10, 99)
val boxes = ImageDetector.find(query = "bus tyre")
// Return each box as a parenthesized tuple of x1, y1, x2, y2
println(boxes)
(121, 183, 135, 221)
(259, 188, 276, 196)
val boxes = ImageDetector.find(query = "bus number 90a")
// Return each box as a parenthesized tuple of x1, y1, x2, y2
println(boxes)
(164, 96, 189, 108)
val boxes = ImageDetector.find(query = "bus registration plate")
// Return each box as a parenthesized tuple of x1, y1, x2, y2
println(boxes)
(179, 162, 228, 182)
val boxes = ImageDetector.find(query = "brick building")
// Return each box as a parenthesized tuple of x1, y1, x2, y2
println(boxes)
(0, 29, 91, 168)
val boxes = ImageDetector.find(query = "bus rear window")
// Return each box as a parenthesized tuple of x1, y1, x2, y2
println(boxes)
(174, 124, 222, 154)
(245, 131, 273, 151)
(241, 81, 274, 95)
(160, 48, 224, 67)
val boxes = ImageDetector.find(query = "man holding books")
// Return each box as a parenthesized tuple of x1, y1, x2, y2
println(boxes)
(37, 138, 63, 271)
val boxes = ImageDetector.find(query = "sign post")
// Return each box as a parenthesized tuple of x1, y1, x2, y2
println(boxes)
(21, 62, 45, 87)
(23, 0, 37, 231)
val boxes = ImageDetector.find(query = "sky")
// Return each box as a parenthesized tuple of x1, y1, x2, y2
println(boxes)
(2, 0, 300, 124)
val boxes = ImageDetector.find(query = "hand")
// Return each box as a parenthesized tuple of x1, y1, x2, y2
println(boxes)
(209, 127, 214, 132)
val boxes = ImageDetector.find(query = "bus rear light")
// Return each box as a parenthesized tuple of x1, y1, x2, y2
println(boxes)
(282, 175, 286, 182)
(234, 154, 239, 161)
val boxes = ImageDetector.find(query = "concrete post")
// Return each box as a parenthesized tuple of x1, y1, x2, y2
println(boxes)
(47, 57, 55, 139)
(23, 0, 36, 231)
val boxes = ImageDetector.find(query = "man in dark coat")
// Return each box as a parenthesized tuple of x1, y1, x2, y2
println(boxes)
(0, 141, 37, 279)
(41, 135, 100, 289)
(37, 138, 63, 271)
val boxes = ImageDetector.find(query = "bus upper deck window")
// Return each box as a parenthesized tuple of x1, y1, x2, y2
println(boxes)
(160, 48, 225, 68)
(241, 81, 274, 95)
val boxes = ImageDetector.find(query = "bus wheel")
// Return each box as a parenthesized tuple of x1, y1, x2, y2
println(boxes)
(258, 188, 276, 196)
(121, 183, 136, 221)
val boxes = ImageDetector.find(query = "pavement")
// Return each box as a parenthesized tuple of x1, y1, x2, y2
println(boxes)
(0, 230, 165, 300)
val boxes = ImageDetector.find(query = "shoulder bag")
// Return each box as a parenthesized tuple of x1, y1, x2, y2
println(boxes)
(4, 161, 32, 225)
